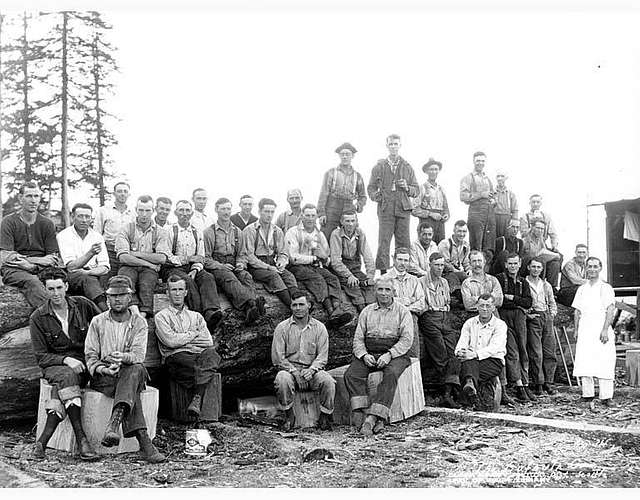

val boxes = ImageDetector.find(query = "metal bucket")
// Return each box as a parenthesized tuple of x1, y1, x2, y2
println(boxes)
(185, 429, 212, 457)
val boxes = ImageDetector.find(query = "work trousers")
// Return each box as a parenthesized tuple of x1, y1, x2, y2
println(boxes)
(376, 212, 411, 271)
(499, 308, 529, 385)
(467, 200, 496, 254)
(344, 355, 411, 421)
(288, 264, 341, 304)
(42, 364, 88, 418)
(494, 214, 511, 240)
(67, 271, 105, 302)
(416, 217, 446, 244)
(526, 311, 557, 385)
(210, 266, 255, 310)
(321, 198, 357, 242)
(161, 266, 220, 316)
(105, 244, 121, 279)
(118, 265, 158, 315)
(165, 347, 220, 391)
(418, 311, 460, 385)
(90, 363, 148, 437)
(1, 266, 48, 308)
(460, 357, 503, 387)
(581, 377, 614, 400)
(336, 259, 375, 307)
(556, 285, 579, 308)
(248, 256, 297, 293)
(274, 369, 336, 414)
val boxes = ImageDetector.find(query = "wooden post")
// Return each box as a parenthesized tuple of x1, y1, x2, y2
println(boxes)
(626, 349, 640, 387)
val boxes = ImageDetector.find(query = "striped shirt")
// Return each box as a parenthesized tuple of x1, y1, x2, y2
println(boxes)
(271, 316, 328, 373)
(154, 305, 213, 360)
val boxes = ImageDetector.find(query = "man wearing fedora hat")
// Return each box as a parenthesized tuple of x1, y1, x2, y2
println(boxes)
(85, 275, 166, 463)
(318, 142, 367, 241)
(412, 158, 450, 244)
(494, 171, 519, 240)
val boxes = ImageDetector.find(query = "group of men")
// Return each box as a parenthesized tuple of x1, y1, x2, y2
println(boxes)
(0, 133, 617, 453)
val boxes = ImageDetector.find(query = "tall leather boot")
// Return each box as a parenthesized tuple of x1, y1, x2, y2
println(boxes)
(33, 411, 61, 459)
(66, 404, 99, 461)
(101, 403, 127, 447)
(136, 429, 166, 463)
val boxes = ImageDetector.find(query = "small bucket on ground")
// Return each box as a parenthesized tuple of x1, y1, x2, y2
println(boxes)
(185, 429, 212, 457)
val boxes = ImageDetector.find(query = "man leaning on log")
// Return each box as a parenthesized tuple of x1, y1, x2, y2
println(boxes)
(29, 267, 101, 461)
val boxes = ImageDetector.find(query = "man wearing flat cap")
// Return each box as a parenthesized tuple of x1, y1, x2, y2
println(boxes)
(367, 134, 419, 272)
(494, 171, 519, 240)
(317, 142, 367, 242)
(276, 189, 304, 234)
(412, 158, 450, 244)
(85, 275, 165, 463)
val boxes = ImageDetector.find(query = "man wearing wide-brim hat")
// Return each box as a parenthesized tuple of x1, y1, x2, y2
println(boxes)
(412, 157, 450, 244)
(317, 142, 367, 242)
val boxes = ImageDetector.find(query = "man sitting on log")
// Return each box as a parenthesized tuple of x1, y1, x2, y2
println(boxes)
(84, 275, 165, 463)
(285, 204, 352, 328)
(345, 276, 414, 436)
(461, 250, 504, 312)
(115, 195, 171, 318)
(0, 181, 61, 308)
(154, 274, 221, 420)
(271, 290, 335, 431)
(408, 221, 439, 278)
(29, 268, 100, 461)
(242, 198, 298, 307)
(276, 188, 304, 233)
(329, 210, 375, 313)
(161, 199, 223, 332)
(230, 194, 258, 231)
(437, 219, 471, 300)
(557, 243, 588, 307)
(455, 294, 507, 409)
(56, 203, 110, 312)
(522, 219, 562, 290)
(153, 197, 174, 229)
(203, 198, 264, 325)
(190, 188, 215, 232)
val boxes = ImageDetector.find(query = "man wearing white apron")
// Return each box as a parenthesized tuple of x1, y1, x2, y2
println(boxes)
(572, 256, 617, 407)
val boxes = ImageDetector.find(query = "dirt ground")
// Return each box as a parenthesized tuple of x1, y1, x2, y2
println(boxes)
(1, 386, 639, 488)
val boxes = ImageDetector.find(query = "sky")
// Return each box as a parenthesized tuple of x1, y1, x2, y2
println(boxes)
(5, 1, 640, 273)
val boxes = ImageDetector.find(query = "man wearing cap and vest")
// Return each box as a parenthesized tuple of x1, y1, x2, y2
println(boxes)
(276, 189, 304, 234)
(367, 134, 419, 272)
(115, 195, 172, 318)
(318, 142, 367, 242)
(203, 197, 264, 325)
(412, 158, 450, 243)
(494, 171, 519, 240)
(85, 275, 166, 463)
(329, 210, 376, 313)
(460, 151, 497, 255)
(160, 199, 223, 332)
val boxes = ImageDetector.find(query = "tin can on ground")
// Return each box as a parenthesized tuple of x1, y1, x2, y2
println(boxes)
(185, 429, 212, 457)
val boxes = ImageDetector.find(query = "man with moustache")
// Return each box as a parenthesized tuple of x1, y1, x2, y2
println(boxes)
(276, 189, 304, 233)
(461, 250, 504, 312)
(230, 194, 258, 231)
(412, 157, 450, 243)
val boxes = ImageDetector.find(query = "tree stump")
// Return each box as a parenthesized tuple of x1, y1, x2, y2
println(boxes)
(625, 349, 640, 387)
(168, 374, 222, 423)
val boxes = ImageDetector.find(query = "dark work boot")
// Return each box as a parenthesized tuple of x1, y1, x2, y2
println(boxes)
(255, 296, 266, 316)
(440, 384, 460, 409)
(101, 403, 126, 447)
(205, 309, 223, 333)
(275, 290, 292, 307)
(187, 394, 202, 419)
(351, 410, 365, 430)
(514, 386, 530, 402)
(136, 429, 166, 463)
(317, 412, 333, 431)
(462, 378, 478, 407)
(244, 301, 260, 325)
(501, 390, 516, 407)
(282, 408, 295, 431)
(67, 404, 99, 461)
(33, 411, 61, 459)
(542, 383, 557, 395)
(532, 384, 543, 396)
(523, 385, 537, 401)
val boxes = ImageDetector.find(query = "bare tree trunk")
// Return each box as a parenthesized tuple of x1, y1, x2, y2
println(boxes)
(92, 33, 106, 206)
(60, 12, 70, 227)
(20, 12, 31, 180)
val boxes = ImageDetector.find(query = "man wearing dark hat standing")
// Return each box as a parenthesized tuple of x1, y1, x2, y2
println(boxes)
(412, 158, 450, 244)
(367, 134, 419, 272)
(85, 275, 166, 463)
(318, 142, 367, 242)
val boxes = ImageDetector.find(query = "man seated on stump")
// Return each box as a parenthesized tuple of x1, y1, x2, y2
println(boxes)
(154, 274, 221, 420)
(84, 275, 165, 463)
(56, 203, 110, 312)
(161, 199, 223, 332)
(29, 267, 101, 461)
(271, 290, 335, 431)
(328, 209, 375, 313)
(345, 276, 414, 436)
(455, 293, 507, 409)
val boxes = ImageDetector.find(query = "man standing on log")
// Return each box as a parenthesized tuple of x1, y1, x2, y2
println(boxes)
(155, 274, 221, 420)
(459, 152, 496, 255)
(493, 171, 519, 240)
(367, 134, 419, 273)
(0, 181, 61, 308)
(317, 142, 367, 241)
(242, 198, 298, 307)
(271, 290, 335, 431)
(93, 181, 134, 279)
(411, 158, 450, 243)
(204, 197, 264, 325)
(285, 204, 352, 328)
(418, 252, 461, 408)
(525, 257, 558, 396)
(161, 199, 223, 332)
(230, 195, 258, 231)
(29, 268, 100, 461)
(56, 203, 110, 312)
(276, 189, 304, 233)
(115, 195, 172, 318)
(409, 221, 439, 278)
(345, 277, 414, 436)
(85, 275, 166, 463)
(437, 220, 471, 298)
(329, 210, 375, 313)
(190, 188, 215, 232)
(572, 256, 617, 407)
(557, 244, 588, 307)
(455, 294, 507, 409)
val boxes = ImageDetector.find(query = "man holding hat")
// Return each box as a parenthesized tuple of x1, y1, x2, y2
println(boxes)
(85, 275, 166, 463)
(494, 171, 519, 240)
(276, 189, 304, 233)
(412, 157, 450, 243)
(317, 142, 367, 241)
